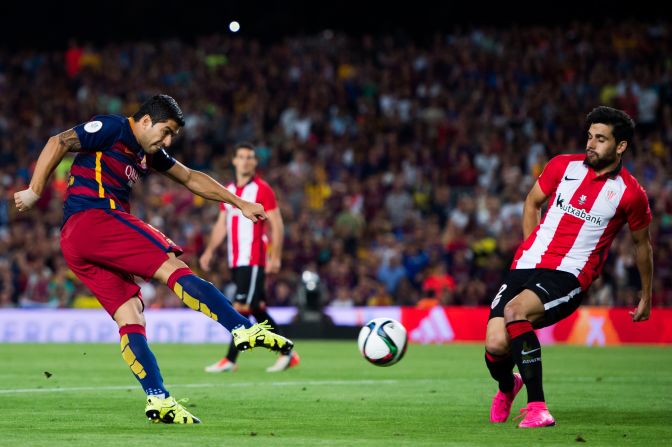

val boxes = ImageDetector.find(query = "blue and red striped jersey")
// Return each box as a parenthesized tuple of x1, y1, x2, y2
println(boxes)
(63, 115, 176, 224)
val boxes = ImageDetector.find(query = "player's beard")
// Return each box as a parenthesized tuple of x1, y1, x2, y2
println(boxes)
(584, 148, 618, 171)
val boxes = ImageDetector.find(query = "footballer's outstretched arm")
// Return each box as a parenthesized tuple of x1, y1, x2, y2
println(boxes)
(630, 225, 653, 322)
(522, 180, 550, 240)
(162, 160, 267, 223)
(265, 208, 284, 274)
(199, 210, 227, 272)
(14, 129, 81, 211)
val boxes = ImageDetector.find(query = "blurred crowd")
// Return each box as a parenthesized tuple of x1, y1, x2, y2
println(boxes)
(1, 21, 671, 311)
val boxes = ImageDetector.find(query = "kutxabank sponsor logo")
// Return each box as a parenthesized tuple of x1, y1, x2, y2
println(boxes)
(555, 194, 602, 226)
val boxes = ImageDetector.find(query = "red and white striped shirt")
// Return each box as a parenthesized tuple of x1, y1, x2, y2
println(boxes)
(219, 176, 278, 268)
(512, 154, 651, 290)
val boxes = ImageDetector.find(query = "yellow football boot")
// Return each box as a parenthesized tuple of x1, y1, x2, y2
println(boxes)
(231, 321, 294, 354)
(145, 396, 201, 424)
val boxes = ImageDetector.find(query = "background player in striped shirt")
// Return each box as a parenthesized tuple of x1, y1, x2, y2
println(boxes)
(14, 95, 294, 424)
(483, 106, 653, 428)
(200, 143, 300, 373)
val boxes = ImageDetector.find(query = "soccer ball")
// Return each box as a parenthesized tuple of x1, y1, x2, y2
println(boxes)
(357, 318, 407, 367)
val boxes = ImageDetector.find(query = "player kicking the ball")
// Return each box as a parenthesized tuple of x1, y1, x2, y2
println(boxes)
(14, 94, 294, 424)
(484, 106, 653, 428)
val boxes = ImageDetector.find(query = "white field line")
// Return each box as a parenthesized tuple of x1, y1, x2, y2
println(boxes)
(0, 379, 403, 395)
(0, 375, 656, 395)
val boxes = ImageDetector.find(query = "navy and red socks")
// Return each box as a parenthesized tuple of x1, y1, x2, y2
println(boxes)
(167, 268, 252, 331)
(119, 324, 169, 398)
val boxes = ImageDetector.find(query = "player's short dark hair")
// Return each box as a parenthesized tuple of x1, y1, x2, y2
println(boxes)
(133, 94, 185, 127)
(585, 106, 635, 148)
(234, 142, 256, 154)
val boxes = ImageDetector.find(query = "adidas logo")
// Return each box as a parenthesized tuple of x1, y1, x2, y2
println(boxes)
(587, 316, 606, 346)
(410, 307, 454, 343)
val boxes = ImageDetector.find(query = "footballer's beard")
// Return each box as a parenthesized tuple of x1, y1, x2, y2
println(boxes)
(142, 141, 163, 154)
(584, 149, 618, 171)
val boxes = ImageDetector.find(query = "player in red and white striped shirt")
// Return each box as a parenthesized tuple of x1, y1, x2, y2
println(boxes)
(484, 107, 653, 428)
(200, 143, 299, 373)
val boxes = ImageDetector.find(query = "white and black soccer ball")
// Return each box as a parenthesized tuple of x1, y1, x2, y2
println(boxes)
(357, 318, 408, 367)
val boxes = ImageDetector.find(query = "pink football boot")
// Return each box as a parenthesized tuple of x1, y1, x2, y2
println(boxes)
(515, 401, 556, 428)
(490, 373, 524, 423)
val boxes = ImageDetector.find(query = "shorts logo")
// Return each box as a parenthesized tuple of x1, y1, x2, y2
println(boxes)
(491, 284, 507, 309)
(84, 121, 103, 133)
(535, 283, 550, 296)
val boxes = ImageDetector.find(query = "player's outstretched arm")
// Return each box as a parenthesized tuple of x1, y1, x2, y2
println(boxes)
(14, 129, 81, 211)
(162, 160, 268, 222)
(522, 181, 549, 240)
(630, 226, 653, 322)
(265, 208, 284, 274)
(199, 210, 227, 272)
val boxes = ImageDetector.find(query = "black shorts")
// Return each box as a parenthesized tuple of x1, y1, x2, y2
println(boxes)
(488, 269, 584, 328)
(231, 266, 266, 307)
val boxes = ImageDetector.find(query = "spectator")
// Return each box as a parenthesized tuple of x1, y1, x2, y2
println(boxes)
(2, 23, 671, 308)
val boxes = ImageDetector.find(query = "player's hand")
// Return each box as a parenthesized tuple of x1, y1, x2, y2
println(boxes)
(240, 201, 267, 223)
(265, 258, 281, 274)
(199, 251, 213, 272)
(14, 187, 40, 212)
(630, 295, 651, 322)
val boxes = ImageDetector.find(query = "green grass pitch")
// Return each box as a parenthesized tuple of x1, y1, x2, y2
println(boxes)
(0, 341, 670, 446)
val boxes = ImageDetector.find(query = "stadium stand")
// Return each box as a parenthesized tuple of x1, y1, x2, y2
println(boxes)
(1, 22, 671, 310)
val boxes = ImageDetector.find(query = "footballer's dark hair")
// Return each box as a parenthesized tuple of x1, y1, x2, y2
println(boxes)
(133, 94, 185, 127)
(585, 106, 635, 148)
(234, 142, 256, 154)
